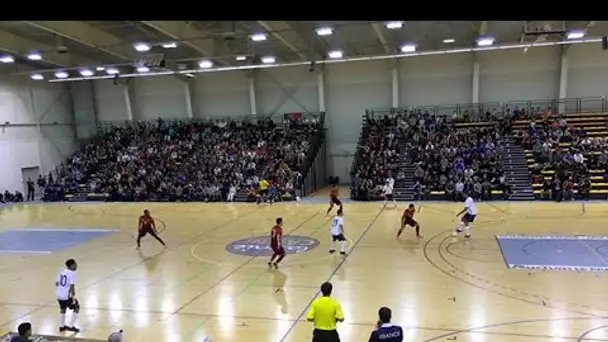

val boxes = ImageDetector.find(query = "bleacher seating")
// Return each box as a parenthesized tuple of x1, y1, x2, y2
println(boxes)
(351, 112, 515, 201)
(43, 116, 319, 203)
(350, 115, 403, 201)
(512, 112, 608, 200)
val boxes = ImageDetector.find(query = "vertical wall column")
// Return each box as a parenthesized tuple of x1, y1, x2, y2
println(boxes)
(558, 46, 570, 114)
(123, 83, 134, 121)
(391, 62, 399, 108)
(317, 68, 326, 112)
(184, 81, 194, 119)
(472, 59, 480, 104)
(28, 85, 44, 172)
(247, 71, 257, 115)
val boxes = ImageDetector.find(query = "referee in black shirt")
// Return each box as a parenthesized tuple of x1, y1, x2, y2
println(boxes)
(368, 307, 403, 342)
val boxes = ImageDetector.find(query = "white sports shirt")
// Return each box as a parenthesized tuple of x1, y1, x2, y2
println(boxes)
(383, 184, 393, 195)
(330, 216, 344, 236)
(464, 196, 478, 215)
(56, 268, 76, 300)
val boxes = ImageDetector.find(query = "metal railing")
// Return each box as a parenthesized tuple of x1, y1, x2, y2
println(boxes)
(301, 112, 327, 197)
(366, 96, 608, 120)
(96, 112, 324, 135)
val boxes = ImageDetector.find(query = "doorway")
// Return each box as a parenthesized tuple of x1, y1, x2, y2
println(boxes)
(21, 166, 40, 199)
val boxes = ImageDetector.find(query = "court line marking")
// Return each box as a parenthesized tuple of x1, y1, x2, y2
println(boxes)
(578, 324, 608, 341)
(0, 250, 52, 255)
(173, 211, 323, 316)
(178, 211, 328, 340)
(278, 206, 385, 342)
(0, 204, 264, 330)
(423, 228, 603, 319)
(8, 228, 119, 232)
(421, 315, 608, 342)
(437, 232, 607, 317)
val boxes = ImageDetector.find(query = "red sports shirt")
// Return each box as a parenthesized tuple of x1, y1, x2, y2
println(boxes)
(140, 215, 154, 229)
(402, 208, 415, 219)
(330, 188, 339, 198)
(270, 225, 283, 246)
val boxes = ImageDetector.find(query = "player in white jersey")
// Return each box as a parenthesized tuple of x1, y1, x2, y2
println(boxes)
(56, 259, 80, 333)
(329, 209, 347, 255)
(383, 179, 397, 208)
(453, 193, 477, 239)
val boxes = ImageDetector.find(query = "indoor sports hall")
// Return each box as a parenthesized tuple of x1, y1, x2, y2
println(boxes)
(1, 21, 608, 342)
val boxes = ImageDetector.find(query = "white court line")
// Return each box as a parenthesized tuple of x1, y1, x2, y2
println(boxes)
(9, 228, 119, 232)
(0, 250, 53, 255)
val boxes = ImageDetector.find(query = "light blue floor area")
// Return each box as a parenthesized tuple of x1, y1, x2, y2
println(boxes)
(0, 229, 115, 254)
(496, 235, 608, 271)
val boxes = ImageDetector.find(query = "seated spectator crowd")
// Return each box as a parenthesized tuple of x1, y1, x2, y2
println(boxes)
(351, 110, 512, 201)
(515, 112, 608, 200)
(410, 120, 511, 201)
(351, 115, 403, 200)
(42, 117, 318, 203)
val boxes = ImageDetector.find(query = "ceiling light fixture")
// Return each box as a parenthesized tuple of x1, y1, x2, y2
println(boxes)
(161, 42, 178, 49)
(385, 21, 404, 29)
(30, 74, 44, 80)
(400, 44, 417, 53)
(54, 71, 69, 79)
(477, 37, 495, 46)
(236, 56, 247, 61)
(250, 33, 267, 42)
(198, 60, 213, 68)
(79, 69, 94, 77)
(27, 52, 42, 61)
(315, 27, 333, 36)
(133, 42, 151, 52)
(106, 68, 120, 75)
(0, 55, 14, 63)
(567, 31, 585, 39)
(328, 50, 343, 59)
(136, 66, 150, 73)
(96, 66, 105, 71)
(443, 38, 456, 44)
(261, 56, 276, 64)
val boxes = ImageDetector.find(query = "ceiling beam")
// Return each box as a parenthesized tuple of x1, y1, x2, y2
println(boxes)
(257, 21, 308, 60)
(22, 21, 133, 61)
(0, 30, 94, 67)
(371, 23, 392, 54)
(140, 21, 232, 66)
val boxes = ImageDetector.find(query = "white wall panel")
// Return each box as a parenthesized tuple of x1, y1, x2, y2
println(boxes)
(478, 46, 561, 102)
(93, 80, 128, 122)
(70, 81, 97, 140)
(0, 78, 77, 191)
(325, 60, 392, 181)
(567, 43, 608, 99)
(132, 77, 187, 120)
(256, 67, 318, 115)
(191, 71, 249, 118)
(400, 53, 474, 107)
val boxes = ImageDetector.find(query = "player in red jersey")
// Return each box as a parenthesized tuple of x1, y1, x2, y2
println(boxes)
(268, 217, 286, 269)
(398, 203, 422, 239)
(326, 185, 343, 215)
(136, 209, 166, 249)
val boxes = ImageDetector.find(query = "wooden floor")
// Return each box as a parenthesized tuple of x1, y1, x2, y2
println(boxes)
(1, 199, 608, 341)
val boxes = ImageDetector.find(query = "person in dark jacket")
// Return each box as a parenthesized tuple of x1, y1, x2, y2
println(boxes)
(10, 322, 32, 342)
(368, 307, 403, 342)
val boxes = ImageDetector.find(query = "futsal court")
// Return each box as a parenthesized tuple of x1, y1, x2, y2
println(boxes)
(1, 192, 608, 341)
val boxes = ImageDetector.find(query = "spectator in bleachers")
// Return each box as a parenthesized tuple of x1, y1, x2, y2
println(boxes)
(410, 120, 507, 201)
(41, 117, 317, 203)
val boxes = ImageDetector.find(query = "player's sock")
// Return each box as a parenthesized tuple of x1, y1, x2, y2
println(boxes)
(59, 313, 66, 327)
(329, 240, 335, 252)
(69, 313, 78, 327)
(455, 223, 464, 233)
(415, 225, 421, 237)
(275, 254, 285, 264)
(155, 236, 166, 246)
(326, 207, 332, 214)
(464, 226, 471, 237)
(397, 227, 404, 237)
(269, 254, 276, 264)
(339, 240, 346, 253)
(393, 200, 397, 207)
